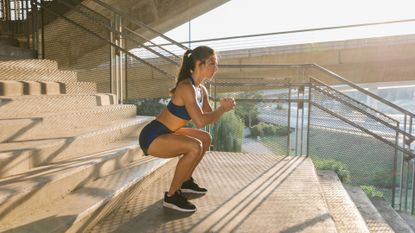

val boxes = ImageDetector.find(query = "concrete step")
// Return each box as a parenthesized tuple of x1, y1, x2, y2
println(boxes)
(0, 65, 77, 82)
(399, 212, 415, 232)
(0, 116, 153, 177)
(64, 81, 96, 94)
(0, 93, 117, 118)
(0, 80, 96, 96)
(370, 196, 414, 233)
(344, 185, 395, 232)
(0, 59, 58, 71)
(0, 142, 144, 227)
(0, 156, 177, 233)
(0, 104, 137, 143)
(317, 170, 370, 233)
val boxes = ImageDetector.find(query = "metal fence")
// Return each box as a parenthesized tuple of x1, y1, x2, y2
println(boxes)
(35, 0, 187, 101)
(209, 64, 415, 214)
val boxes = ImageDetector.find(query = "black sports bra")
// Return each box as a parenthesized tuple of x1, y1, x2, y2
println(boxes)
(167, 77, 203, 120)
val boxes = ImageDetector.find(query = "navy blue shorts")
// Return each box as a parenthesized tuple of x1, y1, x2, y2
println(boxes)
(139, 120, 173, 155)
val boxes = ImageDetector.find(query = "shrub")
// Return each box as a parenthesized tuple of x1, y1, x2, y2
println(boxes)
(312, 157, 351, 183)
(360, 185, 384, 198)
(251, 122, 290, 138)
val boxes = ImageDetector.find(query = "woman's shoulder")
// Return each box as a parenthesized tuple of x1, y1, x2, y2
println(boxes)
(175, 79, 194, 94)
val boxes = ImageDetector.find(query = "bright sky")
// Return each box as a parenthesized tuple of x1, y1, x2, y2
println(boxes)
(161, 0, 415, 43)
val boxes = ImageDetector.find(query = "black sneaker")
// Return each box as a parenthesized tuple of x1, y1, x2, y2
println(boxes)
(163, 191, 196, 212)
(181, 177, 208, 194)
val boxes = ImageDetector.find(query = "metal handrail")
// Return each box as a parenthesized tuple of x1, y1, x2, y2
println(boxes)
(310, 64, 415, 118)
(92, 0, 188, 51)
(210, 71, 412, 212)
(124, 27, 180, 60)
(218, 63, 415, 119)
(310, 78, 398, 125)
(310, 80, 415, 144)
(312, 101, 414, 160)
(209, 76, 415, 143)
(34, 0, 175, 80)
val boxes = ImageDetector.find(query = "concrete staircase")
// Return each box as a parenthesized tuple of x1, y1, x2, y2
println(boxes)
(90, 153, 415, 233)
(0, 59, 175, 232)
(0, 60, 414, 233)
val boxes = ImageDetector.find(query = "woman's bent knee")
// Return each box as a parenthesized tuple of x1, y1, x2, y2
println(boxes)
(187, 139, 203, 157)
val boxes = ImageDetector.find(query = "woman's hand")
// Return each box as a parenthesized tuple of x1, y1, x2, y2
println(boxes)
(219, 97, 236, 112)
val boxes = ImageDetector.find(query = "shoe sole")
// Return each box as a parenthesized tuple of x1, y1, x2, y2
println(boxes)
(163, 201, 197, 212)
(180, 188, 207, 194)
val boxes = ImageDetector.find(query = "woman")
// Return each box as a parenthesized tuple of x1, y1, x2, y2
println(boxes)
(139, 46, 235, 212)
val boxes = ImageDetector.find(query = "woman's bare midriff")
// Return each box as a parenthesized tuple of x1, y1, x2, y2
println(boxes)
(156, 108, 189, 132)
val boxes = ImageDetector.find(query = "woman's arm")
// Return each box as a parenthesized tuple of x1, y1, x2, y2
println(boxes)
(178, 83, 234, 128)
(201, 85, 213, 113)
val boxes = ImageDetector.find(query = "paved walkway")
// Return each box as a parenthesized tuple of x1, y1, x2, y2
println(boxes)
(90, 152, 337, 233)
(242, 137, 274, 155)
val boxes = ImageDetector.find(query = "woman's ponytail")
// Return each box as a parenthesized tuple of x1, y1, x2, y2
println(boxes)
(170, 46, 215, 94)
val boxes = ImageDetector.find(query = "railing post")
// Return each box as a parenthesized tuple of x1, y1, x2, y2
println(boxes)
(213, 79, 217, 150)
(40, 0, 45, 58)
(399, 153, 405, 211)
(412, 159, 415, 214)
(392, 122, 400, 208)
(110, 17, 117, 100)
(405, 160, 410, 211)
(295, 87, 301, 156)
(300, 85, 306, 156)
(124, 52, 128, 101)
(287, 85, 291, 156)
(306, 83, 312, 157)
(115, 14, 121, 104)
(117, 14, 125, 104)
(25, 0, 30, 48)
(30, 0, 37, 54)
(110, 13, 126, 104)
(205, 81, 211, 150)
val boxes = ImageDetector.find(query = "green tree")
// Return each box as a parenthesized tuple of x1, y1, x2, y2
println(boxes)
(234, 91, 263, 127)
(212, 112, 244, 152)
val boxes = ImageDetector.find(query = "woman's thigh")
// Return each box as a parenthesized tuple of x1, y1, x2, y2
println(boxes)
(148, 133, 202, 158)
(174, 128, 212, 147)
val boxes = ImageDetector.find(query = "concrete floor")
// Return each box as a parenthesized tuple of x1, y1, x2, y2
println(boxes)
(90, 152, 337, 233)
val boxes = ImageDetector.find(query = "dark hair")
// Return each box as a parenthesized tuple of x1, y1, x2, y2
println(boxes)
(170, 46, 215, 94)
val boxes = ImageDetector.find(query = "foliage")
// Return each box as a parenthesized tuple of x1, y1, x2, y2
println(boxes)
(234, 91, 263, 127)
(212, 111, 244, 152)
(250, 122, 290, 138)
(312, 157, 351, 183)
(360, 185, 384, 198)
(308, 127, 394, 186)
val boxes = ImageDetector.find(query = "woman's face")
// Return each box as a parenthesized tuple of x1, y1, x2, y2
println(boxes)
(200, 55, 218, 80)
